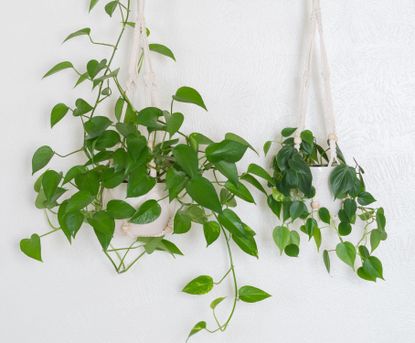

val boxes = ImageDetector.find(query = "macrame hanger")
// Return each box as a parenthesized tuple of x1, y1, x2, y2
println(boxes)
(126, 0, 160, 108)
(295, 0, 338, 166)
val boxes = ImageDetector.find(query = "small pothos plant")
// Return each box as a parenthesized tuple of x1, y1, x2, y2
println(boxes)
(20, 0, 270, 339)
(247, 127, 387, 282)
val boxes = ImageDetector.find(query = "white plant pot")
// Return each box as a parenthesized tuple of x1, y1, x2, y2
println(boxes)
(310, 166, 341, 215)
(103, 183, 176, 238)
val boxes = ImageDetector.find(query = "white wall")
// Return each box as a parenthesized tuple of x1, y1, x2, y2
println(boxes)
(1, 0, 415, 342)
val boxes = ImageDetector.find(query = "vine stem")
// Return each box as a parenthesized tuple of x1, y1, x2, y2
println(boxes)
(90, 0, 132, 118)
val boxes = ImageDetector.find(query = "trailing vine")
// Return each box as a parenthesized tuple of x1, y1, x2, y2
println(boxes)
(248, 128, 387, 281)
(20, 0, 270, 339)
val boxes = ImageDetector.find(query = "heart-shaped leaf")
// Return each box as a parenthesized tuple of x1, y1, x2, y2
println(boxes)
(130, 200, 161, 224)
(20, 234, 42, 262)
(182, 275, 214, 295)
(50, 103, 69, 128)
(336, 241, 356, 269)
(238, 285, 271, 303)
(173, 86, 207, 110)
(149, 43, 176, 61)
(32, 146, 54, 174)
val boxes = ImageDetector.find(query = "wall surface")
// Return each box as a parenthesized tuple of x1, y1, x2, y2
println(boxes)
(1, 0, 415, 342)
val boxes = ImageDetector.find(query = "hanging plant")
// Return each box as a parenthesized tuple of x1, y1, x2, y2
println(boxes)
(257, 128, 387, 281)
(252, 0, 387, 282)
(20, 0, 270, 338)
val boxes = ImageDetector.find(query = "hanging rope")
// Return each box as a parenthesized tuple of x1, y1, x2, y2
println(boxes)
(126, 0, 160, 108)
(295, 0, 338, 166)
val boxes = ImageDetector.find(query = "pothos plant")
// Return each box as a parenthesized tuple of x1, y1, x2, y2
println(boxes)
(20, 0, 270, 339)
(247, 128, 387, 282)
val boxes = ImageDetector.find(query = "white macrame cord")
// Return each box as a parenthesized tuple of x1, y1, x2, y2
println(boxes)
(295, 0, 338, 167)
(117, 0, 173, 238)
(126, 0, 159, 108)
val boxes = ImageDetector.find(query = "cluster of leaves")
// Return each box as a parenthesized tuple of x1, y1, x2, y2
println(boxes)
(21, 0, 270, 338)
(260, 128, 387, 282)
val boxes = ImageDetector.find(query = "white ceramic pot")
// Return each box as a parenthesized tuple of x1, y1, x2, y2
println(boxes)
(103, 183, 176, 238)
(310, 166, 341, 215)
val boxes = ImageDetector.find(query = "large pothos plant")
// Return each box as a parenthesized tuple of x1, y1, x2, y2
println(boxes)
(247, 128, 387, 282)
(20, 0, 270, 339)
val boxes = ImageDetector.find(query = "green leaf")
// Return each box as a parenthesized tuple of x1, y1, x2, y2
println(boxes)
(225, 181, 255, 203)
(318, 207, 330, 224)
(313, 227, 322, 250)
(50, 103, 69, 127)
(214, 161, 239, 185)
(203, 221, 221, 246)
(247, 163, 274, 184)
(85, 116, 112, 139)
(87, 59, 107, 79)
(73, 98, 93, 116)
(210, 297, 226, 310)
(173, 211, 192, 234)
(240, 174, 267, 195)
(225, 132, 257, 154)
(74, 72, 89, 87)
(186, 321, 206, 342)
(173, 144, 199, 178)
(41, 170, 62, 201)
(137, 107, 163, 129)
(272, 226, 290, 254)
(104, 1, 118, 16)
(343, 199, 357, 221)
(186, 176, 222, 213)
(323, 249, 330, 273)
(300, 130, 314, 145)
(330, 164, 358, 199)
(376, 208, 386, 231)
(32, 146, 54, 174)
(206, 140, 248, 163)
(338, 222, 352, 236)
(232, 229, 258, 257)
(75, 170, 100, 195)
(357, 256, 384, 282)
(127, 169, 156, 198)
(89, 0, 99, 11)
(357, 192, 376, 206)
(358, 245, 370, 260)
(336, 242, 356, 269)
(284, 244, 299, 257)
(130, 200, 161, 224)
(67, 191, 94, 212)
(95, 130, 120, 150)
(157, 239, 183, 256)
(182, 275, 214, 295)
(173, 86, 207, 110)
(63, 27, 91, 43)
(370, 229, 382, 252)
(166, 112, 184, 136)
(43, 61, 74, 78)
(263, 141, 272, 156)
(114, 97, 125, 121)
(149, 43, 176, 61)
(88, 211, 115, 251)
(166, 168, 187, 201)
(281, 127, 297, 137)
(238, 286, 271, 303)
(289, 201, 307, 221)
(20, 234, 42, 262)
(107, 200, 135, 219)
(217, 209, 246, 237)
(63, 166, 87, 184)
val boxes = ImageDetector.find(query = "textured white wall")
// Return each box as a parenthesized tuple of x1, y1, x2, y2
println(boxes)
(1, 0, 415, 342)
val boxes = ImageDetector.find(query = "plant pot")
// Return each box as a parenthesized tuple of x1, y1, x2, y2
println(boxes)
(310, 166, 341, 215)
(103, 183, 176, 238)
